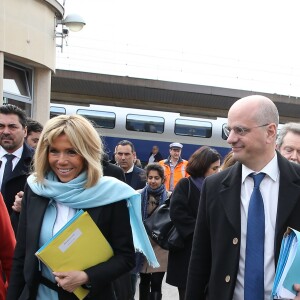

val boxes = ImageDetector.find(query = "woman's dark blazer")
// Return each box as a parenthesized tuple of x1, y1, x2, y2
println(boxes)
(166, 177, 201, 288)
(7, 185, 135, 300)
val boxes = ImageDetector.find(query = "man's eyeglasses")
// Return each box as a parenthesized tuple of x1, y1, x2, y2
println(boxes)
(223, 124, 269, 138)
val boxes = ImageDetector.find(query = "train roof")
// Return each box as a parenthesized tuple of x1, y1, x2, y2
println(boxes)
(51, 69, 300, 123)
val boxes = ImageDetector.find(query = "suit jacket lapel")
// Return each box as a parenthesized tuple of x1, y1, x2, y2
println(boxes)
(130, 167, 139, 189)
(220, 163, 242, 235)
(11, 143, 33, 179)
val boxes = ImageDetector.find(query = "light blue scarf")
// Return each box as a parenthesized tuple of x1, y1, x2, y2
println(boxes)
(27, 171, 159, 268)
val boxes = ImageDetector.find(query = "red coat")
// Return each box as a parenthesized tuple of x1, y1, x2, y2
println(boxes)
(0, 193, 16, 300)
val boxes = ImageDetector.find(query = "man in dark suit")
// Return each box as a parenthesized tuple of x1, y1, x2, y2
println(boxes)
(276, 122, 300, 164)
(102, 153, 126, 182)
(186, 95, 300, 300)
(148, 145, 163, 164)
(0, 105, 34, 233)
(115, 140, 145, 190)
(115, 140, 146, 300)
(102, 153, 134, 300)
(25, 118, 43, 149)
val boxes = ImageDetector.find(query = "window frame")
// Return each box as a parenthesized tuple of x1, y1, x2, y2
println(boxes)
(174, 118, 213, 138)
(126, 113, 165, 133)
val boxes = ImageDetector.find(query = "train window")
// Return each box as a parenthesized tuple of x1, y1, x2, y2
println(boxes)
(50, 106, 66, 118)
(77, 109, 115, 129)
(175, 119, 212, 138)
(126, 114, 164, 133)
(222, 123, 228, 140)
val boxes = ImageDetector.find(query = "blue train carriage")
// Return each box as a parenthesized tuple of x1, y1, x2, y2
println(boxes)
(50, 103, 231, 165)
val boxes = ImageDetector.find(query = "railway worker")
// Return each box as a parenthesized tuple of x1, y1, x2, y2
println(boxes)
(276, 122, 300, 164)
(159, 142, 188, 192)
(186, 95, 300, 300)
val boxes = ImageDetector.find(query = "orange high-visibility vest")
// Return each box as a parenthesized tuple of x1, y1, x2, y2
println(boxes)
(159, 158, 189, 191)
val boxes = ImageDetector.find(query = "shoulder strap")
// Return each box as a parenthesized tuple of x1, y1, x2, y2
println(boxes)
(187, 177, 191, 200)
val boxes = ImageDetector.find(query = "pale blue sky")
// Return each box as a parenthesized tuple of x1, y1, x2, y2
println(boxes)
(56, 0, 300, 97)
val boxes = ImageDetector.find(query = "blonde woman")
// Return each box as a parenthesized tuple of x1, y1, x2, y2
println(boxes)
(7, 115, 158, 300)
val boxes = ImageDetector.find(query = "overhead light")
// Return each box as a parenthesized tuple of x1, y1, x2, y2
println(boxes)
(62, 14, 86, 32)
(55, 13, 86, 51)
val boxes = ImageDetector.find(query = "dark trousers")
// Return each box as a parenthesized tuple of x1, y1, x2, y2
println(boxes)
(139, 272, 165, 294)
(113, 272, 133, 300)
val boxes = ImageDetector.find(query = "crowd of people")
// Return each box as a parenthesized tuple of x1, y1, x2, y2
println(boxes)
(1, 95, 300, 300)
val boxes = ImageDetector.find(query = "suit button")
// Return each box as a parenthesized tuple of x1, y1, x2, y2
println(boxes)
(233, 237, 238, 245)
(225, 275, 231, 283)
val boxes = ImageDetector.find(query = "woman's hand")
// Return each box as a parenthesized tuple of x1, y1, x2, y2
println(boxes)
(53, 270, 89, 293)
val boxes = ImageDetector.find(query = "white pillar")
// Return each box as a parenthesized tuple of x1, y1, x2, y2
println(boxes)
(0, 52, 3, 105)
(33, 68, 51, 125)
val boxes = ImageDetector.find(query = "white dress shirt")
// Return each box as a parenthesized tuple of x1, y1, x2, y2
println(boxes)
(233, 153, 280, 300)
(125, 164, 134, 174)
(148, 154, 155, 164)
(53, 202, 76, 235)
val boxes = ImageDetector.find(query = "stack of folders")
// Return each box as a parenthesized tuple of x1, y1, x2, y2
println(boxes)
(271, 227, 300, 299)
(35, 209, 114, 300)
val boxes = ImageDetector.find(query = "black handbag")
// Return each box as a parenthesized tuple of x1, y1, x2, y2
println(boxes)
(167, 225, 185, 250)
(143, 198, 184, 251)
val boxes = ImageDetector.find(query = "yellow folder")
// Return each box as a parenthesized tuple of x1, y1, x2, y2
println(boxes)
(35, 210, 114, 300)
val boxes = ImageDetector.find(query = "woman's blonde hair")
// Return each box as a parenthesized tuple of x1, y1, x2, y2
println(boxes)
(34, 114, 103, 188)
(220, 150, 236, 171)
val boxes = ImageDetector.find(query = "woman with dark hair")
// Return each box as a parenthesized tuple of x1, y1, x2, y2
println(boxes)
(137, 163, 171, 300)
(166, 146, 221, 300)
